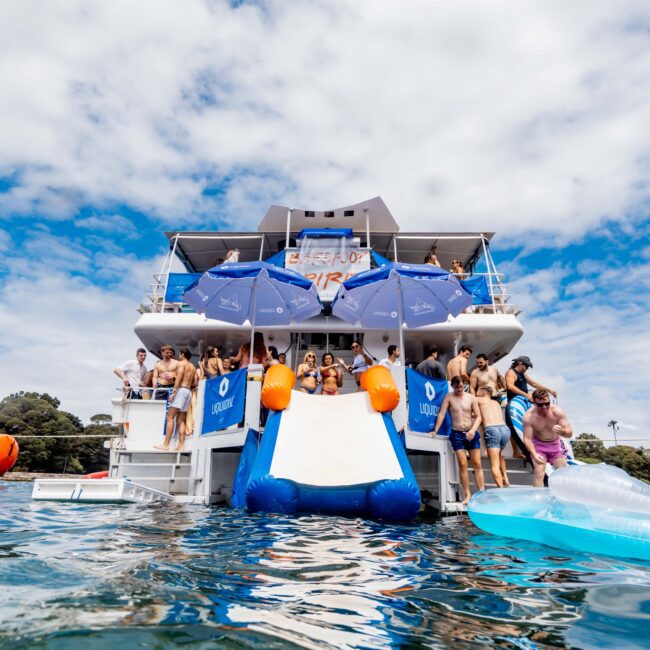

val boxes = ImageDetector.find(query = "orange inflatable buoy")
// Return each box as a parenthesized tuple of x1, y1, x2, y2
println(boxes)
(0, 434, 19, 477)
(83, 470, 109, 479)
(261, 364, 296, 411)
(362, 365, 401, 413)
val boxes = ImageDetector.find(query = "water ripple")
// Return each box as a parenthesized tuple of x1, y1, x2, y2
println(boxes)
(0, 480, 649, 648)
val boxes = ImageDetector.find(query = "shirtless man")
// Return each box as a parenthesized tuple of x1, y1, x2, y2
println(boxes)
(155, 348, 196, 452)
(153, 345, 179, 400)
(476, 386, 510, 487)
(447, 346, 472, 385)
(470, 353, 506, 396)
(522, 388, 573, 487)
(431, 375, 485, 504)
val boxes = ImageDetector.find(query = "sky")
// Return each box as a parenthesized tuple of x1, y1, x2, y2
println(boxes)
(0, 1, 648, 443)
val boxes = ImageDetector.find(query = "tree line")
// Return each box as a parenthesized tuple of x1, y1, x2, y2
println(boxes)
(0, 392, 114, 474)
(573, 433, 650, 483)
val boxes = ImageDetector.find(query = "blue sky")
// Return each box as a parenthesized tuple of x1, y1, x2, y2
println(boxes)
(0, 1, 649, 441)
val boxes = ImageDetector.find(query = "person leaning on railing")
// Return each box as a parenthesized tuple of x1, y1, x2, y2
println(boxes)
(113, 348, 148, 399)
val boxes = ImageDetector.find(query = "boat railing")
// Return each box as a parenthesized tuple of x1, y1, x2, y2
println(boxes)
(140, 269, 518, 315)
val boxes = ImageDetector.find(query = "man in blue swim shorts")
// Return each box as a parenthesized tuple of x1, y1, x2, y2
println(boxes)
(431, 375, 485, 504)
(476, 386, 510, 487)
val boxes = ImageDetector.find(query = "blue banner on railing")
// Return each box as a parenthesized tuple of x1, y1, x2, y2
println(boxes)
(406, 368, 451, 436)
(460, 275, 492, 305)
(165, 272, 202, 303)
(201, 369, 247, 434)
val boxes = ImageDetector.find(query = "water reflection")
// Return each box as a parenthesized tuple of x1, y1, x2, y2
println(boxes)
(0, 481, 649, 648)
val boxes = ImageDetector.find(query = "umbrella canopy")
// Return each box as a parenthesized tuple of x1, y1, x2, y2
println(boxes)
(184, 261, 322, 326)
(331, 262, 472, 328)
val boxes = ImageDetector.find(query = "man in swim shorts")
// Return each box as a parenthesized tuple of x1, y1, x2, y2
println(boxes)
(153, 344, 179, 400)
(431, 375, 485, 504)
(470, 354, 506, 397)
(476, 386, 510, 487)
(447, 346, 472, 386)
(155, 348, 196, 452)
(522, 388, 573, 487)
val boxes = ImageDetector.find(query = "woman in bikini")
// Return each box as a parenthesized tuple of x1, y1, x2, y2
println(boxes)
(320, 352, 342, 396)
(297, 351, 319, 394)
(200, 346, 223, 379)
(232, 333, 267, 369)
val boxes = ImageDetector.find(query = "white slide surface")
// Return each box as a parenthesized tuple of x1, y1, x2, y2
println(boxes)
(269, 390, 404, 486)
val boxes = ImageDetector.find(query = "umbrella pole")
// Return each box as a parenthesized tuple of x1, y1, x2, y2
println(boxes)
(250, 278, 257, 366)
(397, 278, 405, 365)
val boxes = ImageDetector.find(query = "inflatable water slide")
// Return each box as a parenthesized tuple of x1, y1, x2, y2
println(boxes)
(232, 365, 422, 521)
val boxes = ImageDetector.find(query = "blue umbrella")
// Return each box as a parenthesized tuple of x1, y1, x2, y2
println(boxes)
(331, 262, 472, 359)
(184, 261, 322, 326)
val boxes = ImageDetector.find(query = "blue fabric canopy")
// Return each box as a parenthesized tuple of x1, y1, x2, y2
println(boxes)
(184, 261, 322, 326)
(296, 228, 354, 239)
(264, 249, 286, 268)
(332, 262, 472, 328)
(371, 250, 391, 268)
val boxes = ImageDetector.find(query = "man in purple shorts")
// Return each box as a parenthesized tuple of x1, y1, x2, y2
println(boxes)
(431, 375, 485, 504)
(522, 388, 574, 487)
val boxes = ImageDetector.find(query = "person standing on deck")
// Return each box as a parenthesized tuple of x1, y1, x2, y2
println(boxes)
(339, 341, 373, 389)
(523, 388, 573, 487)
(470, 353, 506, 396)
(430, 376, 485, 505)
(505, 355, 557, 458)
(153, 345, 179, 400)
(476, 386, 510, 488)
(113, 348, 148, 399)
(416, 346, 446, 379)
(155, 349, 196, 452)
(447, 346, 472, 385)
(379, 345, 401, 369)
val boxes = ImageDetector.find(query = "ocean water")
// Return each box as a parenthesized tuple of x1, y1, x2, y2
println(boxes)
(1, 481, 649, 649)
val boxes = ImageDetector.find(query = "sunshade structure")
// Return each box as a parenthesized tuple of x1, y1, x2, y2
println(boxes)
(184, 262, 322, 356)
(331, 263, 472, 359)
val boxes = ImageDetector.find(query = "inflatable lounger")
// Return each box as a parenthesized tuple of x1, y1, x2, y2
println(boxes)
(232, 365, 421, 521)
(468, 464, 650, 562)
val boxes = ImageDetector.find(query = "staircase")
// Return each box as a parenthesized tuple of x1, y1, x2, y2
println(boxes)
(110, 450, 192, 496)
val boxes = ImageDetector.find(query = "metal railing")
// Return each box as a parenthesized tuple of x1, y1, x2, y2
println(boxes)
(141, 269, 518, 316)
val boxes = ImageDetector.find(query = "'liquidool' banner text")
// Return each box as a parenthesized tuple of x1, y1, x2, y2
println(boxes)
(202, 369, 246, 434)
(406, 369, 451, 435)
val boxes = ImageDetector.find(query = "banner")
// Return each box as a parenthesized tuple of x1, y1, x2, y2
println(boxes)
(406, 368, 451, 436)
(285, 237, 370, 301)
(201, 369, 247, 434)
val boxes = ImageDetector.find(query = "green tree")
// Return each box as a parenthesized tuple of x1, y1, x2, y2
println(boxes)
(0, 394, 113, 474)
(573, 433, 606, 463)
(604, 446, 650, 483)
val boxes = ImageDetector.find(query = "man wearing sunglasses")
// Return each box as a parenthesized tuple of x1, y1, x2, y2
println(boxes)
(522, 388, 573, 487)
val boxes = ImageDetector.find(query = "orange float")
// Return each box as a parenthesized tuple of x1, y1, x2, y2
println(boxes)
(362, 365, 400, 413)
(261, 364, 296, 411)
(83, 470, 109, 479)
(0, 434, 19, 477)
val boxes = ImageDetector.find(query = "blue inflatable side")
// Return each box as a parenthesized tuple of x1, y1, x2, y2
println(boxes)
(239, 408, 421, 521)
(231, 428, 261, 508)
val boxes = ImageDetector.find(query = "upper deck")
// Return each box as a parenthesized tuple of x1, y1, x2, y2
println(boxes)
(135, 197, 522, 364)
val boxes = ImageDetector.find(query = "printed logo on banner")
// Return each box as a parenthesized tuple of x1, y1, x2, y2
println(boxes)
(202, 368, 246, 434)
(406, 368, 451, 436)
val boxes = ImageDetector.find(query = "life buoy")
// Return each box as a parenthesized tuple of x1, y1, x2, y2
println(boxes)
(83, 470, 109, 479)
(0, 434, 19, 477)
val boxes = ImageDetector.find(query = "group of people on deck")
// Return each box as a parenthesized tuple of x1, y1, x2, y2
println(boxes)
(116, 340, 573, 501)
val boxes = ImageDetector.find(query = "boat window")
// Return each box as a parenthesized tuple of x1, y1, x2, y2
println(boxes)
(344, 210, 354, 217)
(305, 210, 315, 217)
(324, 211, 334, 218)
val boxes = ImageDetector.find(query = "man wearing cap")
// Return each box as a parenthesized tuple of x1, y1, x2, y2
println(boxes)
(505, 356, 557, 458)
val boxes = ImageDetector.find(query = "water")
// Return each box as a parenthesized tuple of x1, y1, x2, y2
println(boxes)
(1, 481, 649, 649)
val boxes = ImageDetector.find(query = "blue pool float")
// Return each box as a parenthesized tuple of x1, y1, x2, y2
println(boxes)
(468, 464, 650, 562)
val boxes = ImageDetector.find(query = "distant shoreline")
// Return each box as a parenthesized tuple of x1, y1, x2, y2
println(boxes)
(2, 472, 89, 482)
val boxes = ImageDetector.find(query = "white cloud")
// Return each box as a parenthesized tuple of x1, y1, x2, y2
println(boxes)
(0, 1, 648, 239)
(75, 214, 140, 238)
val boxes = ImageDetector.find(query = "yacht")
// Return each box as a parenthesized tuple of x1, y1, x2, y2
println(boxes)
(33, 197, 529, 513)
